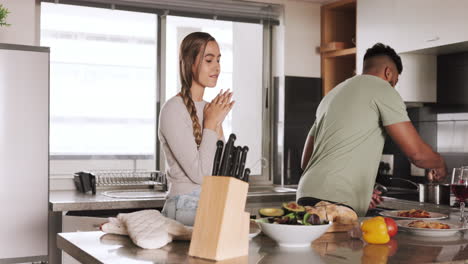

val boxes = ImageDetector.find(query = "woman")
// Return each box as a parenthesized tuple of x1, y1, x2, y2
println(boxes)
(159, 32, 234, 226)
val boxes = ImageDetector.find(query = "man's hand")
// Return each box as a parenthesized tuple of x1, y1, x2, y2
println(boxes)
(427, 168, 447, 183)
(368, 189, 384, 210)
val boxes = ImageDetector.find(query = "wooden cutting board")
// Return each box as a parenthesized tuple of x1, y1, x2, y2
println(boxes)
(326, 222, 358, 233)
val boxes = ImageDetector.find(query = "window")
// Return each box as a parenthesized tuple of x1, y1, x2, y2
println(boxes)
(41, 3, 158, 182)
(41, 2, 272, 189)
(166, 16, 265, 176)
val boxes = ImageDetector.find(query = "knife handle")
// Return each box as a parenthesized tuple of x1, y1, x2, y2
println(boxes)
(219, 134, 236, 176)
(229, 146, 242, 177)
(236, 146, 249, 179)
(243, 168, 251, 183)
(212, 140, 224, 176)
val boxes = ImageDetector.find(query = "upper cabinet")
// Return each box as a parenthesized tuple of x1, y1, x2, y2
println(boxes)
(356, 0, 396, 73)
(395, 0, 468, 53)
(395, 54, 437, 103)
(320, 0, 356, 95)
(357, 0, 468, 56)
(356, 0, 468, 103)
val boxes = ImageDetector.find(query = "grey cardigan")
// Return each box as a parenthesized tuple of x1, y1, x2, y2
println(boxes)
(158, 96, 218, 198)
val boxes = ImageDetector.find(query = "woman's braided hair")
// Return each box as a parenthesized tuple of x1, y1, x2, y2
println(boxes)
(179, 32, 216, 147)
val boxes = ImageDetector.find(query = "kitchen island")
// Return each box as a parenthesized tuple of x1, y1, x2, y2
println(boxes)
(50, 189, 462, 264)
(58, 224, 468, 264)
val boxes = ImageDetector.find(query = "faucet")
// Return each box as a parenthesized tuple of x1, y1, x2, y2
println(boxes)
(374, 178, 420, 193)
(389, 177, 420, 191)
(374, 182, 388, 195)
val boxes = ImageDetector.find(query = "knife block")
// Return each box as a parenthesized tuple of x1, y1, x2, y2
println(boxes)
(189, 176, 249, 261)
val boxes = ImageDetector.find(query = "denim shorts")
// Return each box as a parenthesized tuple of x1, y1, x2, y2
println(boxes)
(161, 189, 201, 226)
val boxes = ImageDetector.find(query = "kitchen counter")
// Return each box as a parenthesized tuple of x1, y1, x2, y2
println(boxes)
(49, 188, 454, 213)
(58, 225, 468, 264)
(49, 188, 297, 212)
(49, 188, 297, 264)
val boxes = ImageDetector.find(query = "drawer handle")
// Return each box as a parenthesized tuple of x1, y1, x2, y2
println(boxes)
(426, 36, 440, 42)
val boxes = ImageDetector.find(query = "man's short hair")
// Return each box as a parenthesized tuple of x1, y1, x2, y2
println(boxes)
(363, 43, 403, 74)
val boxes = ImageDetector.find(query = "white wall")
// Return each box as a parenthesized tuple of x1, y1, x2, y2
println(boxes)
(0, 0, 40, 45)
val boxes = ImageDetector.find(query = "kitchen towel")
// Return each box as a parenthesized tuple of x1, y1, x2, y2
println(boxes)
(101, 209, 192, 249)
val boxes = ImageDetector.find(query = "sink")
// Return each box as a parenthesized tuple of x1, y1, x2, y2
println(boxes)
(102, 189, 166, 199)
(248, 186, 297, 194)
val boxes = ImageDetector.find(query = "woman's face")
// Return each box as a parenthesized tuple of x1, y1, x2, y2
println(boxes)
(193, 41, 221, 88)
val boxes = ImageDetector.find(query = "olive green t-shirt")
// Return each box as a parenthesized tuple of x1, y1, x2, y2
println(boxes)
(297, 75, 410, 216)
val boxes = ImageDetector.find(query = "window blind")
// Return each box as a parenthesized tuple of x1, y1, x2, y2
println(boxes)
(41, 0, 281, 25)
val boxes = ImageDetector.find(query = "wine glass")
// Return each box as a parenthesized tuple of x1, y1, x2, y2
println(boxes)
(451, 167, 468, 224)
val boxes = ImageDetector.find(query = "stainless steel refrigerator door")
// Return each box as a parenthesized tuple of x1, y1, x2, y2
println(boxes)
(0, 44, 49, 262)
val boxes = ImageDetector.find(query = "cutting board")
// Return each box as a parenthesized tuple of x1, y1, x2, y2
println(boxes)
(326, 222, 358, 233)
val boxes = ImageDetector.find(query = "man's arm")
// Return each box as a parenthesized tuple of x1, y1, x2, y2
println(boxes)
(385, 121, 447, 181)
(301, 135, 314, 170)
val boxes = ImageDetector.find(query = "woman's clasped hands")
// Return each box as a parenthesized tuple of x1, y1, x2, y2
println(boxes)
(203, 89, 235, 137)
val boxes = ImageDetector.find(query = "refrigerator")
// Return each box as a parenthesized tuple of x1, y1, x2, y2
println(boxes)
(0, 43, 49, 263)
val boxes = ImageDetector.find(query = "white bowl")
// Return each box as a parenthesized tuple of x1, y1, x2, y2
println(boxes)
(258, 220, 332, 247)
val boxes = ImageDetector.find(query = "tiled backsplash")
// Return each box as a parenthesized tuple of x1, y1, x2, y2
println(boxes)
(384, 107, 468, 180)
(437, 113, 468, 152)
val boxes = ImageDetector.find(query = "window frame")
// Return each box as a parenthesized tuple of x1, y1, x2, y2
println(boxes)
(43, 2, 275, 185)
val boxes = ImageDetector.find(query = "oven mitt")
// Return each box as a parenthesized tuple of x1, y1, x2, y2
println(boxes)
(100, 209, 192, 249)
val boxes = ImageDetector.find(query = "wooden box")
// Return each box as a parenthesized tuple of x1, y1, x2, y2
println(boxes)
(189, 176, 249, 261)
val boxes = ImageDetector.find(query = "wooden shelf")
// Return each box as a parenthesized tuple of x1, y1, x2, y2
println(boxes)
(322, 47, 356, 58)
(320, 0, 356, 95)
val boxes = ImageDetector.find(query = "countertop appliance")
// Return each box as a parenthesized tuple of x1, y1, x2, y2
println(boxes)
(0, 44, 49, 262)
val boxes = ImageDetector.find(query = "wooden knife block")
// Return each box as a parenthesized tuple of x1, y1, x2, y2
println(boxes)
(189, 176, 249, 261)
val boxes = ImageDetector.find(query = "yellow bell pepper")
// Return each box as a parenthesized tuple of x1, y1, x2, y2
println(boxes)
(361, 216, 390, 244)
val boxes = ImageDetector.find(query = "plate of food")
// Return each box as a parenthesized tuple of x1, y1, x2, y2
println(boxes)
(397, 232, 468, 246)
(396, 219, 468, 237)
(379, 209, 448, 220)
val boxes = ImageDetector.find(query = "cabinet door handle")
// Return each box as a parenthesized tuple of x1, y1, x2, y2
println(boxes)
(426, 36, 440, 42)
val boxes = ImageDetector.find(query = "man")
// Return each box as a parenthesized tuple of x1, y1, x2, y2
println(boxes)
(297, 43, 447, 216)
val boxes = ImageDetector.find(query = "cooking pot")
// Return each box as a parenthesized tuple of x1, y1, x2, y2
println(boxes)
(419, 183, 451, 205)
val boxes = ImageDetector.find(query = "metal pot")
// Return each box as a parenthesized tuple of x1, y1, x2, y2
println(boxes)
(418, 183, 451, 205)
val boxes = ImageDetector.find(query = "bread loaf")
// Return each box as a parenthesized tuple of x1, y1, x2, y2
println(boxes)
(305, 201, 358, 225)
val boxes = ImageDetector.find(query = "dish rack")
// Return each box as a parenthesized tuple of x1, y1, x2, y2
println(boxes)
(74, 170, 167, 193)
(94, 170, 167, 191)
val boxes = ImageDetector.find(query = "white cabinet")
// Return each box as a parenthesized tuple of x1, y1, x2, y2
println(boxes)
(356, 0, 397, 73)
(358, 0, 468, 55)
(357, 0, 446, 102)
(396, 54, 437, 103)
(0, 44, 49, 262)
(395, 0, 468, 53)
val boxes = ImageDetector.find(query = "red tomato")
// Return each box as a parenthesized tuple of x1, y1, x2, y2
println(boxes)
(384, 217, 398, 237)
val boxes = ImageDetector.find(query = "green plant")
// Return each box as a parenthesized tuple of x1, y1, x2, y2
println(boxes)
(0, 4, 10, 27)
